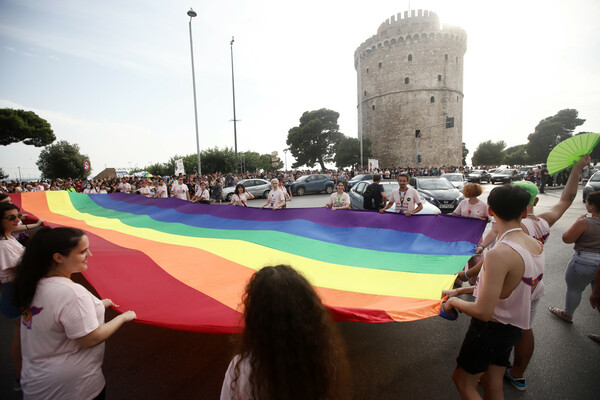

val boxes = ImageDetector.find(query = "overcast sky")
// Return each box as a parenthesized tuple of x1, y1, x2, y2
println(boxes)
(1, 0, 599, 179)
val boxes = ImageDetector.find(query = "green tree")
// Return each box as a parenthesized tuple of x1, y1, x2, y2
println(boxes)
(471, 140, 506, 166)
(526, 109, 585, 163)
(286, 108, 343, 170)
(333, 136, 372, 169)
(0, 167, 7, 180)
(502, 144, 531, 165)
(462, 142, 469, 166)
(0, 108, 56, 147)
(37, 140, 90, 179)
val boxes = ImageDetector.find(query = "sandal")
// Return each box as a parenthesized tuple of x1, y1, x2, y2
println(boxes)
(548, 306, 572, 323)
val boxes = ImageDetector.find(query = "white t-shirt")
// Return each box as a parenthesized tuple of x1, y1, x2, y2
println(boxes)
(231, 193, 250, 206)
(328, 192, 350, 208)
(0, 236, 24, 283)
(156, 184, 168, 198)
(83, 188, 97, 194)
(221, 355, 253, 400)
(268, 188, 286, 208)
(195, 188, 210, 201)
(388, 187, 421, 214)
(453, 198, 489, 219)
(21, 277, 106, 400)
(138, 186, 152, 197)
(171, 183, 189, 200)
(118, 182, 131, 193)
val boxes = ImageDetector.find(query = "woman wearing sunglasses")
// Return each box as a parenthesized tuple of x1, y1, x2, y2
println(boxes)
(0, 202, 26, 391)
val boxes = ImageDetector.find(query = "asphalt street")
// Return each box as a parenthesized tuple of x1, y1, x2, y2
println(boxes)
(1, 183, 599, 399)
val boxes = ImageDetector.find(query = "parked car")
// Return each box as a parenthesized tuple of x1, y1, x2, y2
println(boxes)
(490, 169, 523, 184)
(347, 174, 374, 190)
(519, 166, 536, 178)
(583, 171, 600, 202)
(349, 181, 441, 214)
(221, 179, 272, 201)
(286, 174, 335, 196)
(409, 176, 463, 213)
(442, 173, 467, 190)
(466, 170, 491, 183)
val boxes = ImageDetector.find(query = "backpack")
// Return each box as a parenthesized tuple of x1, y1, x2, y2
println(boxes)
(363, 183, 378, 210)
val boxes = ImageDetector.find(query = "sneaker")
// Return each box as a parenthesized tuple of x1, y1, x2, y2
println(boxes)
(588, 333, 600, 343)
(504, 368, 526, 391)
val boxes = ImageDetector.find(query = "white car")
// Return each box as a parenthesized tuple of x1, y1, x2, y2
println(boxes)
(441, 173, 467, 191)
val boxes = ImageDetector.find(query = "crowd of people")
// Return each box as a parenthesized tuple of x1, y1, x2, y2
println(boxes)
(1, 154, 599, 399)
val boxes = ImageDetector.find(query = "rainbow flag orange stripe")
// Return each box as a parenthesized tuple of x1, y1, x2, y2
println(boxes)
(12, 192, 486, 333)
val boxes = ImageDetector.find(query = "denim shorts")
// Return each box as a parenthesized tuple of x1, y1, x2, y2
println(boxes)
(0, 281, 21, 320)
(457, 317, 522, 375)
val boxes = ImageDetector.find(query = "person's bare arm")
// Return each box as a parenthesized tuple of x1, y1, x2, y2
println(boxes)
(562, 218, 587, 244)
(538, 154, 591, 227)
(75, 311, 136, 348)
(406, 202, 423, 216)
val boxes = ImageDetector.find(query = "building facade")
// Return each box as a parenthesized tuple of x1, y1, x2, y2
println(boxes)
(355, 9, 467, 168)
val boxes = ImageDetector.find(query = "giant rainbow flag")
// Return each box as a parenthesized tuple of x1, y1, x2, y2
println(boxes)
(12, 192, 486, 334)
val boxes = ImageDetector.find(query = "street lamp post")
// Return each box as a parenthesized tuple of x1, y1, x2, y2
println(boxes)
(230, 36, 239, 175)
(283, 149, 288, 172)
(187, 8, 202, 176)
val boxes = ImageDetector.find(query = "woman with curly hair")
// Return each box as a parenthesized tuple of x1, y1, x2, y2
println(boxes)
(452, 183, 489, 220)
(221, 265, 351, 400)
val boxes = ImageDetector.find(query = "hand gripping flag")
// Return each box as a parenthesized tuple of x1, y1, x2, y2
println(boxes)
(12, 192, 486, 333)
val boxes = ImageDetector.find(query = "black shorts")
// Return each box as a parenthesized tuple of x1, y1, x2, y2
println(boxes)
(456, 317, 522, 375)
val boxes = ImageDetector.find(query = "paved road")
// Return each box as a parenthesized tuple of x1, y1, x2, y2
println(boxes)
(2, 184, 599, 399)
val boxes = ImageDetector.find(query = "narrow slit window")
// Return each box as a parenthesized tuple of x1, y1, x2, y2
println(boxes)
(378, 62, 382, 68)
(408, 54, 412, 61)
(438, 75, 442, 81)
(445, 54, 448, 60)
(405, 77, 409, 84)
(372, 105, 375, 110)
(430, 96, 435, 103)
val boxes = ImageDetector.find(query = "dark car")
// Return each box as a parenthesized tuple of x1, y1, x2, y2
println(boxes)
(466, 170, 491, 183)
(286, 174, 335, 196)
(347, 174, 374, 190)
(583, 171, 600, 202)
(349, 181, 441, 214)
(490, 169, 523, 184)
(409, 176, 463, 213)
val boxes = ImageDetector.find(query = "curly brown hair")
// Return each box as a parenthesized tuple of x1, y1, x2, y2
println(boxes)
(462, 183, 483, 198)
(230, 265, 350, 400)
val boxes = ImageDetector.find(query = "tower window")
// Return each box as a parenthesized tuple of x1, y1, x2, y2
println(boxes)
(372, 105, 375, 110)
(430, 96, 435, 103)
(364, 90, 367, 96)
(456, 57, 458, 63)
(445, 54, 448, 60)
(438, 75, 442, 81)
(366, 68, 369, 73)
(408, 54, 412, 61)
(378, 62, 382, 68)
(405, 77, 409, 84)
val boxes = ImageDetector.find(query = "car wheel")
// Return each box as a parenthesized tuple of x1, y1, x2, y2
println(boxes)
(296, 186, 305, 196)
(325, 185, 333, 194)
(226, 193, 233, 202)
(263, 190, 270, 199)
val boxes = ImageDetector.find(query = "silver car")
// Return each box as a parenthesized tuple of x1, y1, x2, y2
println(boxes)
(442, 173, 467, 191)
(349, 181, 441, 214)
(221, 179, 272, 201)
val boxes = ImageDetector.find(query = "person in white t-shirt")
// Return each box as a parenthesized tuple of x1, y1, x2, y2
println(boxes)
(13, 227, 136, 400)
(452, 183, 489, 220)
(154, 179, 169, 198)
(260, 179, 286, 210)
(83, 183, 97, 194)
(117, 179, 131, 193)
(192, 182, 211, 203)
(380, 173, 423, 216)
(230, 184, 254, 206)
(326, 182, 350, 211)
(138, 181, 152, 197)
(171, 177, 190, 201)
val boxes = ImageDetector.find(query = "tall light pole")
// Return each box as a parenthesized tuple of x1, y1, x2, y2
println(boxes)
(283, 148, 288, 172)
(230, 36, 239, 174)
(187, 8, 202, 176)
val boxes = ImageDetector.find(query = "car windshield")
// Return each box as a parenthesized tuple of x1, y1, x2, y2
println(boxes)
(350, 174, 367, 181)
(590, 173, 600, 182)
(295, 175, 309, 182)
(470, 171, 483, 175)
(495, 170, 511, 175)
(419, 179, 454, 190)
(444, 175, 462, 181)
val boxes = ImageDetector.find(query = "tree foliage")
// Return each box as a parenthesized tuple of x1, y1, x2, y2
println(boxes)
(333, 136, 372, 169)
(526, 109, 585, 163)
(471, 140, 506, 166)
(37, 140, 90, 180)
(286, 108, 343, 170)
(0, 167, 7, 180)
(0, 108, 56, 147)
(502, 144, 531, 165)
(462, 143, 469, 166)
